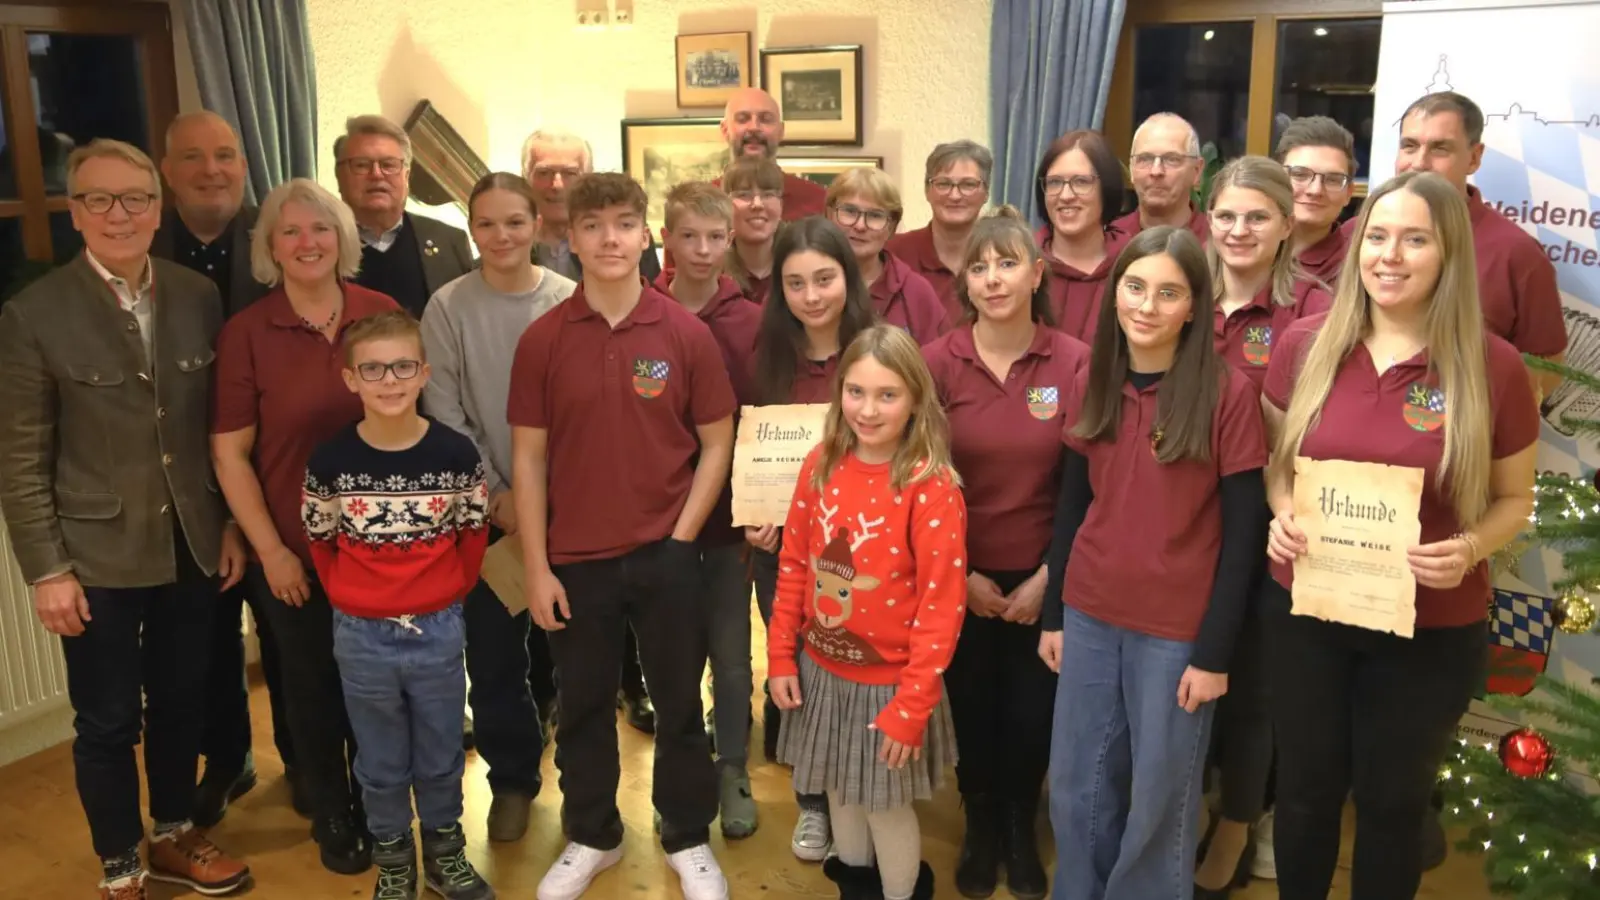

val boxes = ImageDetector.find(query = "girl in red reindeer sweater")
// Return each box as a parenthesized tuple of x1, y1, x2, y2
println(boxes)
(768, 324, 967, 900)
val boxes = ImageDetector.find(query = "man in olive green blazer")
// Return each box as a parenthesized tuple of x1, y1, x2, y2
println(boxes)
(0, 139, 250, 899)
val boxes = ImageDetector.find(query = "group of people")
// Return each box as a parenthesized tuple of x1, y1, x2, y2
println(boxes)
(0, 78, 1564, 900)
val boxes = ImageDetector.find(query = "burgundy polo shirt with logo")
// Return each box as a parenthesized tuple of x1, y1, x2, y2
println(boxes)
(1110, 206, 1210, 244)
(872, 252, 949, 345)
(1296, 226, 1351, 288)
(1060, 364, 1268, 641)
(506, 284, 737, 564)
(1213, 277, 1333, 390)
(925, 324, 1089, 571)
(211, 282, 399, 564)
(1263, 317, 1539, 627)
(885, 226, 959, 326)
(1036, 225, 1121, 345)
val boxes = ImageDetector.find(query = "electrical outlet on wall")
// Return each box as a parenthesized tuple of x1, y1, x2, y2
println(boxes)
(576, 0, 607, 28)
(613, 0, 633, 25)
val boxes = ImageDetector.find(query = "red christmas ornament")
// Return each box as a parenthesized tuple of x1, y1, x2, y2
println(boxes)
(1499, 728, 1554, 779)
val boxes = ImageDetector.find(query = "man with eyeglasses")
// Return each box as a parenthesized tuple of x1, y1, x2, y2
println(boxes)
(0, 139, 252, 900)
(1112, 113, 1209, 242)
(886, 140, 994, 323)
(149, 110, 303, 829)
(1273, 116, 1359, 288)
(335, 115, 474, 320)
(522, 128, 663, 284)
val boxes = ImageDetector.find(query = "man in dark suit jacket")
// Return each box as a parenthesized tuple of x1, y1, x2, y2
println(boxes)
(150, 111, 297, 828)
(334, 114, 474, 319)
(0, 139, 251, 898)
(522, 127, 662, 284)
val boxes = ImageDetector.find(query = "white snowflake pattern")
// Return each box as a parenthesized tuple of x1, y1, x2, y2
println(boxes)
(420, 472, 437, 487)
(355, 473, 373, 487)
(385, 474, 408, 490)
(335, 474, 355, 490)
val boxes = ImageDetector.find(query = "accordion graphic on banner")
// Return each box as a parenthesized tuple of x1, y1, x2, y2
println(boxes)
(1540, 307, 1600, 437)
(1484, 589, 1555, 697)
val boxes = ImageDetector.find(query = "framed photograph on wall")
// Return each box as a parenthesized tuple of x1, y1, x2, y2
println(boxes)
(620, 117, 731, 234)
(760, 45, 863, 146)
(778, 155, 883, 189)
(403, 99, 488, 214)
(675, 32, 753, 109)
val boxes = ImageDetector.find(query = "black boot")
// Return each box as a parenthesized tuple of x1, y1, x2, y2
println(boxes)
(955, 794, 1000, 898)
(822, 856, 883, 900)
(762, 688, 782, 763)
(313, 812, 372, 875)
(909, 861, 936, 900)
(192, 763, 257, 828)
(421, 823, 494, 900)
(370, 832, 418, 900)
(1003, 800, 1048, 900)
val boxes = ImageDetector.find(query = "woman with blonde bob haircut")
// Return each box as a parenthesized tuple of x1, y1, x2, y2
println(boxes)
(249, 177, 363, 286)
(826, 167, 948, 344)
(1259, 170, 1539, 900)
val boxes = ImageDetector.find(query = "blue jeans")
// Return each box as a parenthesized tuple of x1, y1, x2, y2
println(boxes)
(333, 604, 468, 841)
(1048, 607, 1215, 900)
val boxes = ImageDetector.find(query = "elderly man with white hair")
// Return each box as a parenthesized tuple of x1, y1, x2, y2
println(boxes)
(1111, 111, 1210, 241)
(522, 128, 664, 283)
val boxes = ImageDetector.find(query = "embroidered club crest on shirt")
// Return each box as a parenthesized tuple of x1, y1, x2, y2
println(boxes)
(1403, 382, 1446, 432)
(1243, 325, 1273, 366)
(633, 358, 669, 399)
(1026, 386, 1059, 420)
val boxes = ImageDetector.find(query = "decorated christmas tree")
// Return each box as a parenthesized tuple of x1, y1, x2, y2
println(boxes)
(1442, 356, 1600, 898)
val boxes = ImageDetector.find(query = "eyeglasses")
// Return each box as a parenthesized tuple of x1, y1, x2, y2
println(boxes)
(1209, 210, 1279, 232)
(831, 203, 894, 232)
(1118, 279, 1189, 309)
(1284, 166, 1352, 192)
(1040, 174, 1098, 197)
(342, 157, 406, 176)
(530, 166, 583, 183)
(730, 189, 782, 205)
(71, 191, 156, 215)
(929, 177, 986, 197)
(354, 359, 422, 382)
(1131, 153, 1198, 171)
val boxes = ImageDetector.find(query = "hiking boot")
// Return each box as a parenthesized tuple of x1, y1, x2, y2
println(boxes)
(147, 825, 252, 895)
(371, 833, 418, 900)
(422, 823, 494, 900)
(717, 763, 758, 839)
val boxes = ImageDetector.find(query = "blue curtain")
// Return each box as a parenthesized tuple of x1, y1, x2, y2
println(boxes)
(179, 0, 318, 204)
(990, 0, 1127, 223)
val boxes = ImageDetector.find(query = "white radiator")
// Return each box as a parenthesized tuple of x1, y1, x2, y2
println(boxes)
(0, 518, 74, 767)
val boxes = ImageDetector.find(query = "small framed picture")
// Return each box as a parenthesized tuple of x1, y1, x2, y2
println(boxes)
(675, 32, 753, 109)
(620, 117, 731, 235)
(778, 155, 884, 189)
(760, 45, 864, 146)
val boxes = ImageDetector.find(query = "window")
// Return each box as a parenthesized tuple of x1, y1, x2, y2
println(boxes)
(1133, 23, 1254, 164)
(1274, 18, 1381, 182)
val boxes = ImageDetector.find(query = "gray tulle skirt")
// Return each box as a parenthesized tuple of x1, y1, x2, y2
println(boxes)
(777, 650, 958, 812)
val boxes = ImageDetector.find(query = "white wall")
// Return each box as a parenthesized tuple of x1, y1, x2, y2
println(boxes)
(302, 0, 992, 228)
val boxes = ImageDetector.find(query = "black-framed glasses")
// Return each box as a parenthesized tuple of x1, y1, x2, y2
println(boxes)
(928, 177, 986, 197)
(831, 203, 894, 232)
(354, 359, 422, 382)
(1285, 166, 1353, 192)
(341, 157, 406, 176)
(71, 191, 156, 215)
(1040, 174, 1099, 197)
(1131, 152, 1198, 171)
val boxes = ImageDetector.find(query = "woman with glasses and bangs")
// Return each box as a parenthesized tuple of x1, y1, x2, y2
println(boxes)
(826, 168, 949, 345)
(211, 177, 400, 877)
(1032, 130, 1128, 345)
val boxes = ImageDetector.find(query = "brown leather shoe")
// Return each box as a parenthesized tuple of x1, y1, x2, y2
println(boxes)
(147, 827, 252, 896)
(100, 872, 148, 900)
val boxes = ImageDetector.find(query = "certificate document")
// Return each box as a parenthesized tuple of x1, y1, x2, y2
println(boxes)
(1290, 456, 1426, 638)
(480, 535, 527, 616)
(731, 403, 830, 527)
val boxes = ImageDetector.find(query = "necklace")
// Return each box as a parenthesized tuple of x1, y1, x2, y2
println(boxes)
(300, 304, 339, 332)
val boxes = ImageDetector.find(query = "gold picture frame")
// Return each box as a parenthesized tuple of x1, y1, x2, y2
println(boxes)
(676, 31, 753, 109)
(620, 117, 731, 235)
(760, 45, 864, 146)
(779, 155, 883, 189)
(403, 100, 488, 214)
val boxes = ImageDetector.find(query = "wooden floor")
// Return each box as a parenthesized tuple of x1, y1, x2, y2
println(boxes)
(0, 614, 1499, 899)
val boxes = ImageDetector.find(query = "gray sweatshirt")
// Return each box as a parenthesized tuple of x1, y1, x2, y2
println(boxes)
(420, 268, 577, 495)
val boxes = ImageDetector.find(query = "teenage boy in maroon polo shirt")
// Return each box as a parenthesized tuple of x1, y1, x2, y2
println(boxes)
(508, 172, 736, 900)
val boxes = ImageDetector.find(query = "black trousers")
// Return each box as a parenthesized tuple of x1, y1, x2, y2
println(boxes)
(463, 574, 544, 797)
(201, 580, 294, 774)
(61, 535, 215, 859)
(1208, 582, 1274, 824)
(1268, 601, 1485, 900)
(945, 567, 1057, 804)
(249, 565, 359, 821)
(549, 539, 716, 853)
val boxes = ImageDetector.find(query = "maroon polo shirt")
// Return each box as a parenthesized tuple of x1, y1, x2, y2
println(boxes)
(506, 284, 736, 564)
(211, 282, 399, 564)
(885, 226, 960, 326)
(1110, 205, 1210, 244)
(871, 252, 949, 345)
(1296, 225, 1351, 288)
(1213, 277, 1333, 390)
(1264, 319, 1540, 628)
(925, 324, 1089, 571)
(1036, 225, 1119, 345)
(742, 270, 774, 308)
(1061, 365, 1268, 641)
(654, 270, 762, 547)
(780, 172, 829, 220)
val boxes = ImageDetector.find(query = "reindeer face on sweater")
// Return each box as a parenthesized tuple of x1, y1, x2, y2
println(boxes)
(809, 505, 884, 629)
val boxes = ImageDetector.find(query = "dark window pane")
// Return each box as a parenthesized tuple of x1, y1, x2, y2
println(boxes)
(1, 217, 33, 302)
(51, 210, 82, 265)
(29, 32, 151, 195)
(1133, 23, 1253, 164)
(1274, 18, 1382, 181)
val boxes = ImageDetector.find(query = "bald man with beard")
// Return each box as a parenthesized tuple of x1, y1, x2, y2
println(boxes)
(719, 87, 827, 220)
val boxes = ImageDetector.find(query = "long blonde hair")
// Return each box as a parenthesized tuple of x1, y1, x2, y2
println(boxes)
(1272, 171, 1492, 526)
(1207, 155, 1304, 306)
(811, 324, 960, 492)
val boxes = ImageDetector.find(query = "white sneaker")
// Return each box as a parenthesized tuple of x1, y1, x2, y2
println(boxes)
(1251, 810, 1278, 880)
(666, 843, 729, 900)
(536, 841, 622, 900)
(791, 807, 831, 862)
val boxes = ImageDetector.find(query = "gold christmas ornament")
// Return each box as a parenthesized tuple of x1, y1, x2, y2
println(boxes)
(1556, 590, 1597, 635)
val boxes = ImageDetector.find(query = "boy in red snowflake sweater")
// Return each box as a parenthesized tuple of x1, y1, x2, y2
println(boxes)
(302, 310, 492, 900)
